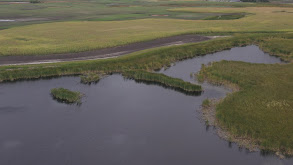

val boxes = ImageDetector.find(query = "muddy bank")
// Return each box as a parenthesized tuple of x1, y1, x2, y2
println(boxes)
(201, 99, 260, 152)
(0, 34, 211, 66)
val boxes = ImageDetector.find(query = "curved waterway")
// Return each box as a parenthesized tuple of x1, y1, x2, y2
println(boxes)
(0, 45, 291, 165)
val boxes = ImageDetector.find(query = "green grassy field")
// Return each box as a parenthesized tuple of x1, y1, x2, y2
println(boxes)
(0, 0, 260, 30)
(0, 6, 293, 56)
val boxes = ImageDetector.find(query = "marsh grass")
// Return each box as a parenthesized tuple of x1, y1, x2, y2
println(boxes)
(122, 70, 202, 93)
(80, 73, 101, 84)
(51, 88, 82, 104)
(202, 99, 211, 108)
(198, 61, 293, 156)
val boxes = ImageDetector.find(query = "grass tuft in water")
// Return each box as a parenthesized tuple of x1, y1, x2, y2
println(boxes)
(122, 70, 202, 93)
(51, 88, 82, 104)
(202, 99, 211, 108)
(80, 73, 101, 84)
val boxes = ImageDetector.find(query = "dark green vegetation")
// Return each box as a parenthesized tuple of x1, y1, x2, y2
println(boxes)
(122, 70, 202, 94)
(51, 88, 82, 104)
(30, 0, 41, 3)
(80, 73, 101, 84)
(198, 61, 293, 155)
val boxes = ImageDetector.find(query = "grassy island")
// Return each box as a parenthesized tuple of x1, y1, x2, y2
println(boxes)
(51, 88, 82, 104)
(122, 70, 202, 94)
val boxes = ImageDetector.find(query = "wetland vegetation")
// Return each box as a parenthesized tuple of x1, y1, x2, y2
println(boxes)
(199, 61, 293, 155)
(0, 33, 292, 82)
(122, 70, 202, 94)
(0, 0, 293, 161)
(80, 73, 102, 84)
(51, 88, 82, 104)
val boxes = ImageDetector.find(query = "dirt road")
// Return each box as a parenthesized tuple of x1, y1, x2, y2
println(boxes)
(0, 34, 212, 66)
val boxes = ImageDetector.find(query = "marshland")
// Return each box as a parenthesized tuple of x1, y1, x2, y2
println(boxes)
(0, 0, 293, 164)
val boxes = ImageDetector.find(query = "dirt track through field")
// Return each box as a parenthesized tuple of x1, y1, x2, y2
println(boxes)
(0, 34, 212, 66)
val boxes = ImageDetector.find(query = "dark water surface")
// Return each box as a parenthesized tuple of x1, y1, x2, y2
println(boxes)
(0, 45, 291, 165)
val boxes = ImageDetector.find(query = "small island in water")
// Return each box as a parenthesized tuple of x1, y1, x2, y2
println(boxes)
(51, 88, 83, 104)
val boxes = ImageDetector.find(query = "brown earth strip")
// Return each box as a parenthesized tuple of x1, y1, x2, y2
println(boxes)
(0, 34, 211, 66)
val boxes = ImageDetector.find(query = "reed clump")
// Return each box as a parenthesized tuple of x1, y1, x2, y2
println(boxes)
(80, 73, 101, 84)
(122, 70, 202, 93)
(202, 99, 211, 108)
(51, 88, 82, 104)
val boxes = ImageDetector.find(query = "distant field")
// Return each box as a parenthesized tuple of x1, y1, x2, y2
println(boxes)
(0, 7, 293, 56)
(0, 0, 245, 29)
(0, 0, 292, 30)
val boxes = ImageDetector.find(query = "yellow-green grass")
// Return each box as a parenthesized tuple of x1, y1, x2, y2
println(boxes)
(198, 61, 293, 155)
(1, 7, 293, 56)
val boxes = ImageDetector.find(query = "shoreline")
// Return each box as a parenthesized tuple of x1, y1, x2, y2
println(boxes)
(199, 76, 291, 159)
